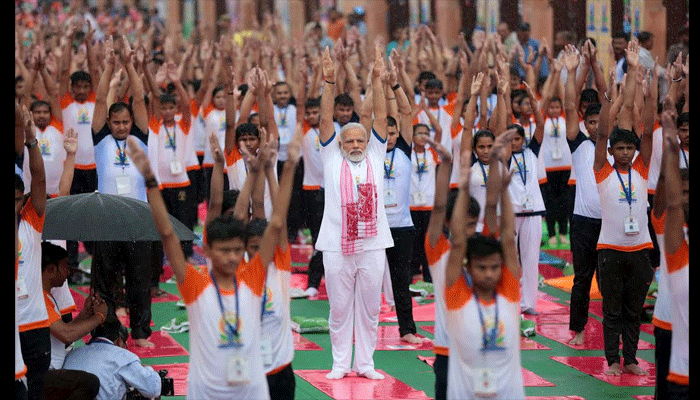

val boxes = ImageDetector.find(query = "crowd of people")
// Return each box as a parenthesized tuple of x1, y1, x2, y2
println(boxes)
(15, 2, 689, 400)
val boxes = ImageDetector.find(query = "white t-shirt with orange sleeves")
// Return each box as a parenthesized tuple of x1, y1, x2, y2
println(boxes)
(15, 258, 27, 380)
(448, 120, 467, 189)
(60, 92, 96, 169)
(176, 255, 270, 400)
(444, 266, 524, 400)
(409, 145, 439, 211)
(273, 104, 297, 162)
(664, 239, 689, 386)
(50, 281, 77, 317)
(23, 115, 65, 197)
(225, 146, 277, 220)
(44, 291, 68, 369)
(647, 125, 663, 194)
(470, 160, 503, 230)
(425, 233, 451, 357)
(191, 100, 207, 157)
(507, 143, 546, 214)
(595, 157, 652, 251)
(261, 246, 294, 375)
(202, 105, 227, 168)
(301, 122, 324, 190)
(650, 212, 672, 331)
(147, 117, 193, 189)
(539, 114, 572, 172)
(17, 198, 49, 332)
(413, 106, 454, 155)
(93, 124, 149, 201)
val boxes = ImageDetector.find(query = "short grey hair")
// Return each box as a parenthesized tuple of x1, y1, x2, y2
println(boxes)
(338, 122, 368, 143)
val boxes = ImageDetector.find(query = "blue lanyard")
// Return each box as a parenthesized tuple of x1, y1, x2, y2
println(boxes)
(414, 148, 428, 181)
(384, 148, 396, 180)
(614, 164, 633, 209)
(512, 152, 527, 186)
(164, 124, 176, 151)
(114, 138, 127, 166)
(478, 160, 488, 185)
(681, 148, 688, 168)
(551, 118, 559, 138)
(464, 270, 503, 353)
(209, 270, 241, 340)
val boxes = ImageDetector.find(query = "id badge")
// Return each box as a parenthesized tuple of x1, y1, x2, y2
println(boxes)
(412, 191, 426, 206)
(551, 148, 562, 160)
(384, 189, 397, 208)
(260, 337, 273, 367)
(169, 160, 183, 175)
(624, 215, 640, 235)
(116, 175, 132, 195)
(522, 195, 533, 212)
(472, 368, 497, 397)
(226, 355, 251, 386)
(16, 276, 28, 300)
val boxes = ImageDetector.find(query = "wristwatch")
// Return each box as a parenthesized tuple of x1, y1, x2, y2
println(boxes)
(25, 139, 38, 149)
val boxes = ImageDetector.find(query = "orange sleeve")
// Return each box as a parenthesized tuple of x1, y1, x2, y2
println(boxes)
(50, 115, 63, 133)
(43, 292, 61, 325)
(443, 102, 456, 117)
(202, 103, 214, 118)
(425, 234, 450, 267)
(20, 197, 44, 233)
(178, 117, 191, 136)
(190, 99, 199, 117)
(429, 147, 440, 165)
(148, 117, 161, 135)
(594, 161, 614, 184)
(238, 253, 265, 297)
(632, 154, 649, 180)
(665, 240, 689, 274)
(225, 146, 242, 167)
(445, 275, 472, 310)
(651, 211, 665, 235)
(59, 93, 73, 109)
(496, 266, 520, 303)
(274, 245, 292, 272)
(177, 264, 211, 305)
(302, 120, 312, 133)
(451, 123, 463, 139)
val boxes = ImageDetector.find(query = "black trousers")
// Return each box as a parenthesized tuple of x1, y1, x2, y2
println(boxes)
(386, 227, 417, 337)
(597, 248, 653, 366)
(43, 369, 100, 400)
(266, 363, 295, 400)
(654, 326, 672, 400)
(67, 168, 99, 270)
(19, 327, 51, 400)
(433, 354, 448, 400)
(279, 159, 305, 243)
(90, 241, 153, 339)
(202, 166, 230, 203)
(303, 189, 325, 289)
(569, 215, 602, 332)
(647, 193, 661, 269)
(543, 169, 572, 236)
(16, 379, 27, 400)
(161, 184, 196, 258)
(667, 382, 689, 400)
(410, 210, 432, 283)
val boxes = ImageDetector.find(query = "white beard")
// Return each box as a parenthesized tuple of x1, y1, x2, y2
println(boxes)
(342, 148, 367, 163)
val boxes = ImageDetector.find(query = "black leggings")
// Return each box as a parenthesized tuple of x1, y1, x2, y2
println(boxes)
(386, 228, 417, 337)
(266, 363, 295, 400)
(543, 169, 572, 236)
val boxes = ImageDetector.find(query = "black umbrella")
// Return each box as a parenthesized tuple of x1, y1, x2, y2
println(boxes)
(42, 191, 197, 242)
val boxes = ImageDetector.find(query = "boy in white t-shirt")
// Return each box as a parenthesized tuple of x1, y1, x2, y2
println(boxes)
(125, 119, 300, 398)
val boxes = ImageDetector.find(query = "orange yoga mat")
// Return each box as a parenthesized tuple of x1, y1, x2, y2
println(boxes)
(543, 273, 602, 300)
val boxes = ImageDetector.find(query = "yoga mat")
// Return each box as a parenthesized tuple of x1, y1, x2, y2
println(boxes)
(148, 363, 188, 396)
(543, 275, 602, 299)
(291, 273, 308, 289)
(419, 326, 549, 350)
(415, 356, 554, 387)
(294, 369, 432, 400)
(82, 331, 189, 358)
(550, 356, 656, 387)
(544, 249, 574, 264)
(540, 263, 565, 280)
(293, 331, 323, 350)
(291, 244, 313, 264)
(535, 297, 570, 315)
(308, 280, 328, 301)
(537, 320, 654, 350)
(77, 286, 180, 303)
(70, 288, 86, 310)
(523, 312, 570, 325)
(379, 302, 435, 323)
(640, 323, 654, 336)
(374, 325, 433, 351)
(588, 301, 656, 335)
(116, 313, 155, 328)
(632, 396, 655, 400)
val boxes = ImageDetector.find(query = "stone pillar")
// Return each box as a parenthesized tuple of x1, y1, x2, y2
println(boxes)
(166, 0, 180, 36)
(434, 0, 462, 48)
(520, 0, 554, 48)
(287, 0, 306, 44)
(639, 0, 667, 65)
(337, 0, 388, 46)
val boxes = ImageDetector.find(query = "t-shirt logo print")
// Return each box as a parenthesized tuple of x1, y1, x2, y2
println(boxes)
(618, 182, 636, 203)
(39, 138, 51, 156)
(481, 316, 507, 352)
(77, 107, 90, 124)
(262, 286, 274, 316)
(218, 310, 243, 348)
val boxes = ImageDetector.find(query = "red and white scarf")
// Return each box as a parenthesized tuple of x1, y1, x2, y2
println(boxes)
(340, 158, 378, 255)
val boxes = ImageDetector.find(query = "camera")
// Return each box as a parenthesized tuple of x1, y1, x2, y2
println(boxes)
(126, 369, 175, 399)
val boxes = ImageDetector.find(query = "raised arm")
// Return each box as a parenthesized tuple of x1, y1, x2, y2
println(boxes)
(618, 40, 640, 132)
(23, 106, 46, 217)
(91, 39, 116, 132)
(445, 147, 472, 288)
(460, 72, 484, 155)
(425, 139, 453, 248)
(57, 128, 78, 197)
(639, 63, 659, 168)
(389, 57, 414, 145)
(524, 81, 545, 145)
(483, 129, 515, 233)
(564, 44, 582, 141)
(319, 46, 336, 144)
(371, 45, 388, 141)
(167, 61, 191, 126)
(661, 107, 686, 255)
(224, 66, 241, 155)
(205, 131, 227, 226)
(594, 70, 614, 172)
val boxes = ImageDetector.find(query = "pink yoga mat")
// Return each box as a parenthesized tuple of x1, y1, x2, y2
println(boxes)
(82, 331, 189, 358)
(374, 325, 433, 351)
(632, 396, 655, 400)
(77, 286, 180, 303)
(419, 326, 549, 350)
(379, 302, 435, 323)
(527, 397, 585, 400)
(523, 312, 570, 325)
(290, 273, 308, 289)
(116, 313, 155, 328)
(295, 369, 432, 400)
(535, 297, 570, 315)
(416, 356, 554, 387)
(537, 319, 654, 350)
(148, 363, 188, 396)
(544, 249, 574, 264)
(293, 331, 323, 351)
(550, 356, 656, 386)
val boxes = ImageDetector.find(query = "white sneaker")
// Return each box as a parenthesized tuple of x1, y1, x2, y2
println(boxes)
(304, 287, 319, 298)
(359, 369, 384, 380)
(325, 369, 347, 380)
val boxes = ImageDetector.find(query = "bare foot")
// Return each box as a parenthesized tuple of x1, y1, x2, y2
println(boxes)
(622, 363, 648, 376)
(401, 333, 424, 344)
(568, 331, 585, 346)
(115, 307, 128, 318)
(133, 338, 155, 348)
(604, 362, 622, 376)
